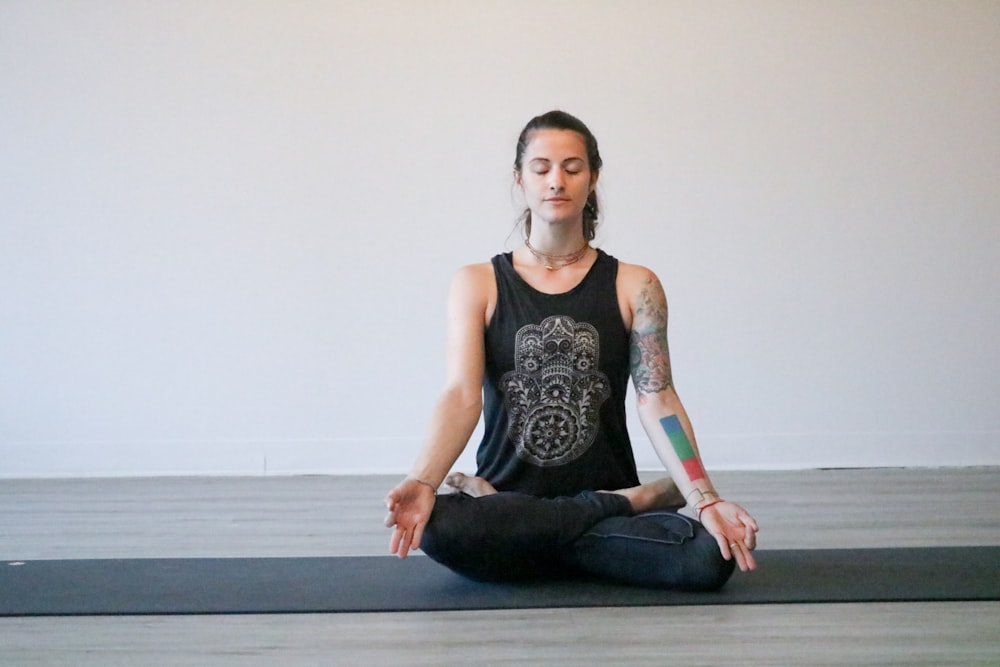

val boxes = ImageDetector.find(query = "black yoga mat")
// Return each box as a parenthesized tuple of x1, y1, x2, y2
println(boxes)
(2, 547, 997, 617)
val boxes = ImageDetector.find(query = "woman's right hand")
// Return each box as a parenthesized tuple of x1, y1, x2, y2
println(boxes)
(384, 477, 437, 558)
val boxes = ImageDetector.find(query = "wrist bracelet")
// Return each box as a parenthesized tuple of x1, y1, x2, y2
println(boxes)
(696, 498, 723, 520)
(406, 475, 437, 491)
(685, 488, 720, 505)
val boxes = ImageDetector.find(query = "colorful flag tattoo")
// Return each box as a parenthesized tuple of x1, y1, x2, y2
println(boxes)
(659, 415, 706, 482)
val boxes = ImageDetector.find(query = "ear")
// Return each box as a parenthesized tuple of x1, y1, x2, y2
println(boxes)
(514, 169, 523, 188)
(589, 170, 600, 191)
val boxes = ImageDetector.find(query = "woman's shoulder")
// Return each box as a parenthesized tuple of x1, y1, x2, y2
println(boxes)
(449, 261, 497, 299)
(454, 260, 496, 282)
(614, 258, 662, 289)
(448, 261, 498, 323)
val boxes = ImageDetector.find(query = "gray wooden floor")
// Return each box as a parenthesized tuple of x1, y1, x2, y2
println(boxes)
(2, 468, 999, 665)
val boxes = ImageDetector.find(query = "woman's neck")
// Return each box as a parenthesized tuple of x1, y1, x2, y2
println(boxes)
(526, 222, 587, 256)
(522, 224, 591, 272)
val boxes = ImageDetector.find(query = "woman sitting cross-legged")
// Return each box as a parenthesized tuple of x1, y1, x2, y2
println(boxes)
(384, 110, 759, 589)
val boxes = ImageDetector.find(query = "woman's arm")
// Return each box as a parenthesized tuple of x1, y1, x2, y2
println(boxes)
(384, 263, 493, 558)
(622, 265, 759, 571)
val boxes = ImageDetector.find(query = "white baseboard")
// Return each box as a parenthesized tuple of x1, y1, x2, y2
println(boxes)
(0, 432, 996, 478)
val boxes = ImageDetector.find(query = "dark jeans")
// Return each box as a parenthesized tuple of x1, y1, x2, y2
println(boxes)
(420, 491, 735, 591)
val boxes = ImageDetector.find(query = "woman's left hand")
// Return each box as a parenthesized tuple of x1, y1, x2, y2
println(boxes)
(699, 501, 759, 572)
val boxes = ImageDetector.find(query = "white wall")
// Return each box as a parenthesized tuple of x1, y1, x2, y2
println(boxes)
(2, 1, 998, 477)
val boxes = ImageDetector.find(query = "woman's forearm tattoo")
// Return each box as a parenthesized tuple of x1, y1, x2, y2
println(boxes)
(660, 414, 707, 483)
(629, 276, 673, 395)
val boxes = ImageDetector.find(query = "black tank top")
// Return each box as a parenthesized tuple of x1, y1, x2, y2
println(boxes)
(475, 249, 640, 498)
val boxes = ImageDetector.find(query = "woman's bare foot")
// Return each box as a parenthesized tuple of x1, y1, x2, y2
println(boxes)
(442, 472, 498, 498)
(609, 477, 685, 513)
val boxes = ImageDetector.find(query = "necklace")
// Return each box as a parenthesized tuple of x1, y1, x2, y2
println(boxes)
(524, 238, 591, 271)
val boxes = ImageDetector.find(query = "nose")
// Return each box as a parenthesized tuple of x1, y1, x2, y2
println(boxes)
(548, 169, 565, 191)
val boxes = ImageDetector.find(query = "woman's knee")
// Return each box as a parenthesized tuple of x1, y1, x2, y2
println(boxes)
(419, 494, 474, 563)
(566, 512, 736, 590)
(644, 517, 734, 591)
(673, 526, 736, 591)
(419, 493, 538, 582)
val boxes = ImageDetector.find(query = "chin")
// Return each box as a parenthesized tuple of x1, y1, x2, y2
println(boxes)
(536, 212, 584, 227)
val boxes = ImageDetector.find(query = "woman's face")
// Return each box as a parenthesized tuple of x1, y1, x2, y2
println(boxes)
(517, 129, 597, 228)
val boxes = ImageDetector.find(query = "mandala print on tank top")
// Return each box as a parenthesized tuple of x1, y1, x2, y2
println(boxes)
(501, 315, 611, 466)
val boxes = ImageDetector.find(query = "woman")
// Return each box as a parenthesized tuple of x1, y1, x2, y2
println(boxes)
(384, 110, 758, 589)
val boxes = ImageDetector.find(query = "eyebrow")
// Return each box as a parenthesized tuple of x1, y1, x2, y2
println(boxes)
(528, 157, 586, 165)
